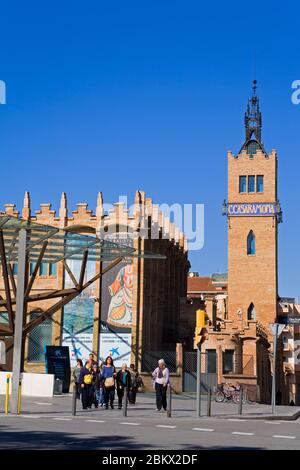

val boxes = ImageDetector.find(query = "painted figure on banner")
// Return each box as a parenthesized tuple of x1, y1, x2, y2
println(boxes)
(107, 264, 133, 329)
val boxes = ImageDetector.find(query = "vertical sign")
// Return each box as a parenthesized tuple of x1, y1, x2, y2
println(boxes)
(99, 234, 134, 367)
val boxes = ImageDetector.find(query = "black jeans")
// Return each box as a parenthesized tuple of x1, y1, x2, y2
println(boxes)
(104, 386, 115, 408)
(117, 386, 125, 408)
(155, 383, 167, 410)
(128, 387, 137, 404)
(75, 382, 81, 399)
(81, 385, 94, 409)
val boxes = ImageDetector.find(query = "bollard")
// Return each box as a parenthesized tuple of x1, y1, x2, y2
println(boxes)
(238, 387, 243, 415)
(5, 373, 10, 415)
(123, 386, 128, 417)
(207, 388, 212, 417)
(17, 378, 22, 415)
(167, 384, 172, 418)
(72, 383, 77, 416)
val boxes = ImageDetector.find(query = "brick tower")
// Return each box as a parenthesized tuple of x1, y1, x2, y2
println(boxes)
(227, 81, 282, 331)
(200, 82, 283, 402)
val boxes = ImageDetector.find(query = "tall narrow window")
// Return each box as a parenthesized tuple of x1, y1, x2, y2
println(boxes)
(248, 175, 255, 193)
(12, 263, 18, 275)
(247, 303, 256, 321)
(39, 262, 48, 276)
(30, 262, 36, 275)
(49, 263, 57, 276)
(257, 175, 264, 193)
(239, 176, 246, 193)
(206, 349, 217, 374)
(223, 350, 234, 374)
(247, 230, 256, 255)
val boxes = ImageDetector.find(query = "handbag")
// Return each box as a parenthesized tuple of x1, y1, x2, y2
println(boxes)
(104, 376, 115, 387)
(84, 374, 93, 385)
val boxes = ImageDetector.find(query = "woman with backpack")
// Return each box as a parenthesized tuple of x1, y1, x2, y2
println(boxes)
(101, 356, 116, 410)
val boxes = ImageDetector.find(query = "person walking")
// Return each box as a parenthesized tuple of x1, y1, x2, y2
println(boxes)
(152, 358, 170, 412)
(79, 359, 94, 410)
(92, 363, 101, 409)
(116, 363, 131, 409)
(98, 361, 105, 407)
(72, 358, 83, 399)
(101, 356, 116, 410)
(128, 363, 140, 405)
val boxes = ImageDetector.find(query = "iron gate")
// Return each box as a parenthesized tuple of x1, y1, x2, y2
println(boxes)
(183, 351, 217, 393)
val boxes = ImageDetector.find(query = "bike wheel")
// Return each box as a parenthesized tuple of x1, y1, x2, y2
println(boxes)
(214, 391, 225, 403)
(232, 392, 240, 404)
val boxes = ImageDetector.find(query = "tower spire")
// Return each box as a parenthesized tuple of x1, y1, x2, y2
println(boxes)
(245, 79, 262, 143)
(240, 80, 265, 154)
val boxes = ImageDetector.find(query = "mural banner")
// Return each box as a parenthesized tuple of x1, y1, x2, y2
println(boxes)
(99, 234, 134, 368)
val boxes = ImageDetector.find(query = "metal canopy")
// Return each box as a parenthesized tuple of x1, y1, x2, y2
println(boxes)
(0, 215, 165, 415)
(0, 215, 141, 263)
(0, 215, 165, 338)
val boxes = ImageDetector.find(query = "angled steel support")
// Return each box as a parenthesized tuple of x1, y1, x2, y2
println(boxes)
(0, 229, 14, 331)
(78, 250, 88, 289)
(62, 260, 79, 288)
(7, 264, 17, 298)
(23, 290, 80, 335)
(24, 240, 48, 297)
(11, 228, 27, 414)
(23, 257, 123, 335)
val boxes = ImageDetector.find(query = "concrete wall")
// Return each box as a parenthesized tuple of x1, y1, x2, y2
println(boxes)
(0, 372, 54, 397)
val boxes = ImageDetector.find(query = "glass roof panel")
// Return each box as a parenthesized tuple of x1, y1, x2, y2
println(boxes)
(0, 215, 165, 263)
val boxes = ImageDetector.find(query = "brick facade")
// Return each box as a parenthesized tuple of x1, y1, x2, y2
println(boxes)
(0, 191, 189, 392)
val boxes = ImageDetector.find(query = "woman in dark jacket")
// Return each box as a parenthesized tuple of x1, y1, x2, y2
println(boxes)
(116, 363, 131, 409)
(101, 356, 116, 410)
(79, 359, 94, 410)
(92, 364, 101, 408)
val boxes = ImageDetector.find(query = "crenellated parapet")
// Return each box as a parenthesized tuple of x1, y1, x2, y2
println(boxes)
(0, 190, 188, 254)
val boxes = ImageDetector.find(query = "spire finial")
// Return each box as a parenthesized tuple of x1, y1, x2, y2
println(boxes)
(22, 191, 31, 219)
(59, 192, 68, 221)
(245, 80, 262, 144)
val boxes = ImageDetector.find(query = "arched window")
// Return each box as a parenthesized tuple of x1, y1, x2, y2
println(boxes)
(247, 230, 256, 255)
(247, 303, 256, 321)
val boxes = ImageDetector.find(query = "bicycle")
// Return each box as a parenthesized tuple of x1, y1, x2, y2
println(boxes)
(214, 383, 245, 404)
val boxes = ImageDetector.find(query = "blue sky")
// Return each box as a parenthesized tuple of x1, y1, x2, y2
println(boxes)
(0, 1, 299, 300)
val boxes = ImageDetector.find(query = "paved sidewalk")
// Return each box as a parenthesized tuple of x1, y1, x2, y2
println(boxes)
(1, 392, 300, 421)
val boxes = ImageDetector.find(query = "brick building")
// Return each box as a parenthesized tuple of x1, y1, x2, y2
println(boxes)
(278, 300, 300, 404)
(0, 191, 189, 391)
(182, 82, 285, 402)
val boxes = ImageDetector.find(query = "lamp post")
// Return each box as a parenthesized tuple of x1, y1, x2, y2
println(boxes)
(270, 322, 285, 414)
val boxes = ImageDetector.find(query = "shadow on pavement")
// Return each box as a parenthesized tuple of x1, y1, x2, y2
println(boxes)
(0, 424, 155, 450)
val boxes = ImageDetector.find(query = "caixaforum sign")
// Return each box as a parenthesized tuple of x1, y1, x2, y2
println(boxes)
(228, 202, 277, 216)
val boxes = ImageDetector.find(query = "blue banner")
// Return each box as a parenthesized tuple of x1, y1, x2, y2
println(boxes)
(228, 202, 277, 216)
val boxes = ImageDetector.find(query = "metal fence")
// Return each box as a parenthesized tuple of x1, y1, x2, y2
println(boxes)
(141, 350, 177, 373)
(183, 351, 217, 393)
(27, 315, 52, 363)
